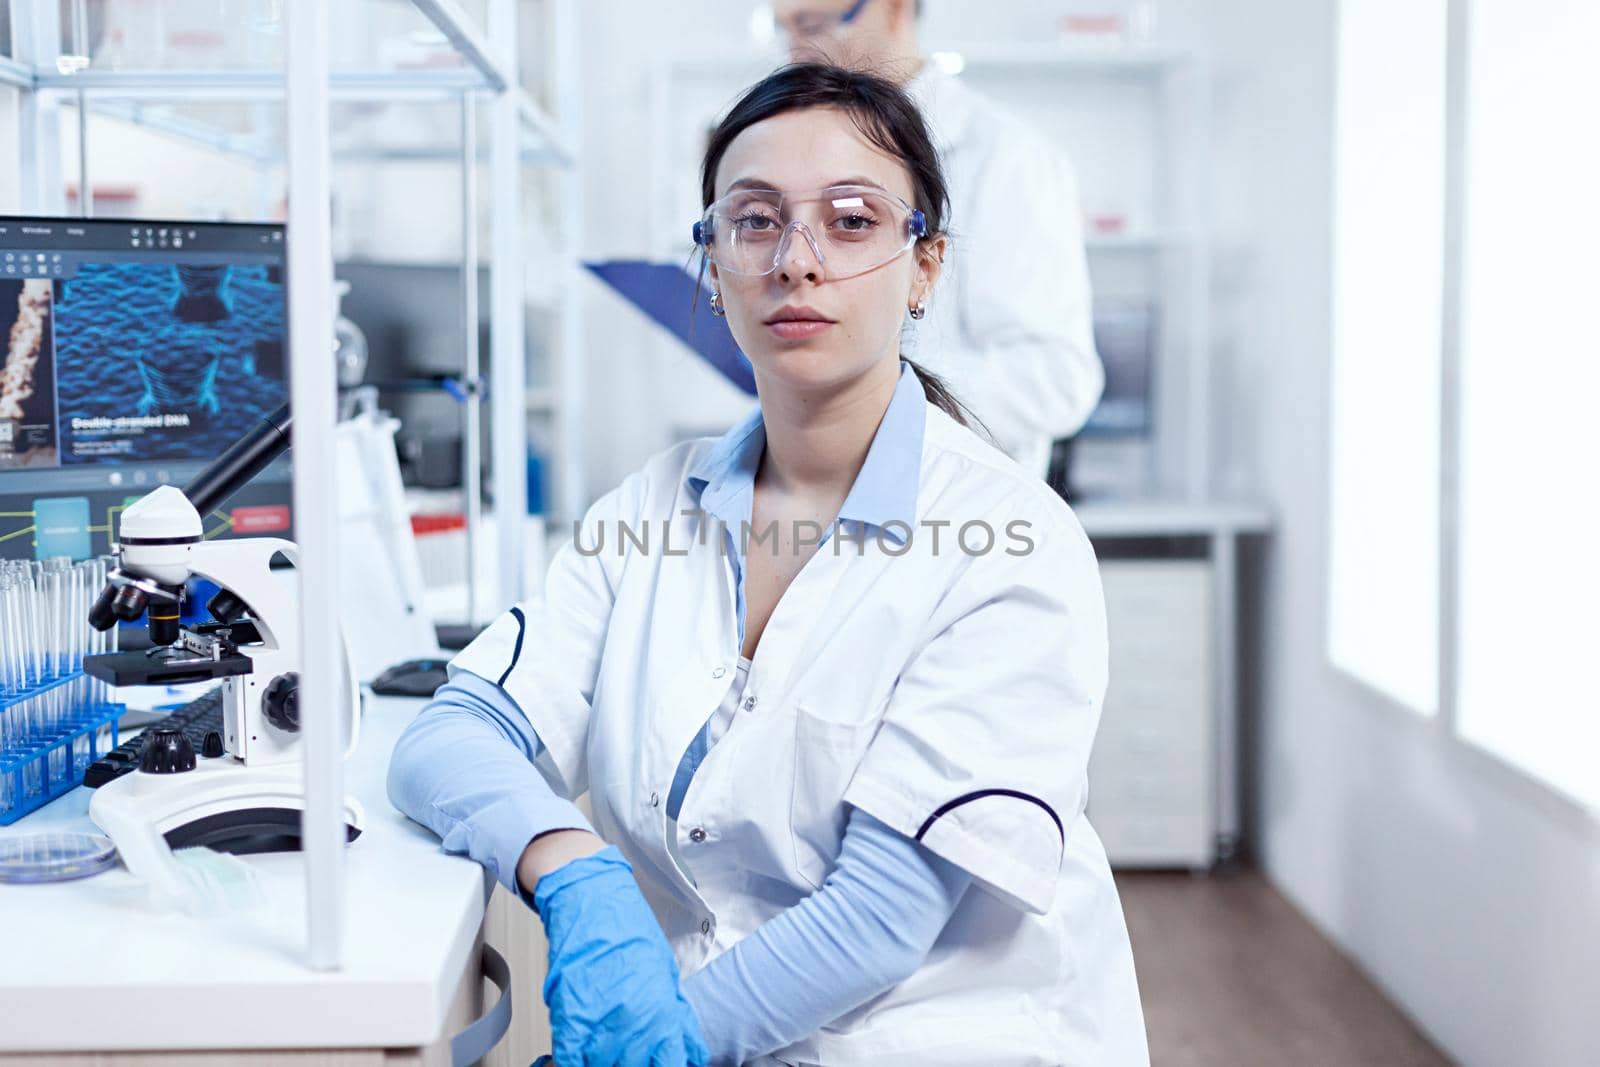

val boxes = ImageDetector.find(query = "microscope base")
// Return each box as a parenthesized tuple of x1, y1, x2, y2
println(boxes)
(89, 760, 364, 890)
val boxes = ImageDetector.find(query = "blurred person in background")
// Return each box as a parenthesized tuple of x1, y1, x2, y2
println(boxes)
(776, 0, 1103, 478)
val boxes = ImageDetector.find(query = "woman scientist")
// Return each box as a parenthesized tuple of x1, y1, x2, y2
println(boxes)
(388, 63, 1148, 1067)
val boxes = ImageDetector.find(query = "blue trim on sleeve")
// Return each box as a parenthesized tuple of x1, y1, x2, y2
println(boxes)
(496, 606, 528, 687)
(914, 788, 1065, 846)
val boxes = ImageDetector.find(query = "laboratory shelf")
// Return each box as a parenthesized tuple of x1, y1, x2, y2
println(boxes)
(1074, 498, 1273, 538)
(1086, 231, 1191, 251)
(654, 43, 1192, 77)
(929, 42, 1193, 74)
(5, 0, 588, 584)
(0, 0, 586, 972)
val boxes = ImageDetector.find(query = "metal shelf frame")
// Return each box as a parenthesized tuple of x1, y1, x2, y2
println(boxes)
(0, 0, 583, 971)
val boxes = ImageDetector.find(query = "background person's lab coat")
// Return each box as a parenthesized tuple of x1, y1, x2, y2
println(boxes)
(905, 62, 1104, 478)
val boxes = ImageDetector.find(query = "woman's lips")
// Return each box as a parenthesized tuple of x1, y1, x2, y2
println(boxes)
(767, 319, 835, 340)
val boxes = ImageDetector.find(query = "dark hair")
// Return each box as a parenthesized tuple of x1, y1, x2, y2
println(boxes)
(698, 62, 983, 433)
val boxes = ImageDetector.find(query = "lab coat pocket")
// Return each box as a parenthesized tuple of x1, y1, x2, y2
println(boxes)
(788, 703, 877, 892)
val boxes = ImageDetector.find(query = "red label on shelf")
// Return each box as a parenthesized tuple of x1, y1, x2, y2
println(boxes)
(412, 513, 467, 536)
(230, 505, 291, 534)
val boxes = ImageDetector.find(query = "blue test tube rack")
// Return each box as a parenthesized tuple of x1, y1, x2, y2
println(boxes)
(0, 669, 124, 826)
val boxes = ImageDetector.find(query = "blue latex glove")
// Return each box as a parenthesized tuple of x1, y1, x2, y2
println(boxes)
(531, 846, 709, 1067)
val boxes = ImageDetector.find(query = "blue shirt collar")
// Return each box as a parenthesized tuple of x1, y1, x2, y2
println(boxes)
(686, 361, 926, 544)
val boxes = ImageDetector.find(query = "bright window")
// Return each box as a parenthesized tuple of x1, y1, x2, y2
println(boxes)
(1327, 0, 1448, 714)
(1455, 0, 1600, 809)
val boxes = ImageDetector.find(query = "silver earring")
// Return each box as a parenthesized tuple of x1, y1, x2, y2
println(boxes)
(909, 301, 926, 320)
(709, 290, 726, 318)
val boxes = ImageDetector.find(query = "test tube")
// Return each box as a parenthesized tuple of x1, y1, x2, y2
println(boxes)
(95, 557, 112, 754)
(95, 559, 108, 701)
(37, 565, 56, 736)
(72, 560, 93, 771)
(5, 568, 23, 814)
(18, 566, 40, 796)
(6, 571, 21, 692)
(6, 570, 33, 753)
(63, 562, 78, 675)
(91, 556, 110, 704)
(64, 562, 77, 769)
(3, 569, 18, 695)
(1, 572, 14, 695)
(3, 567, 19, 698)
(20, 565, 40, 691)
(0, 576, 10, 818)
(105, 558, 119, 695)
(79, 561, 92, 673)
(17, 565, 35, 688)
(83, 560, 97, 706)
(1, 574, 14, 758)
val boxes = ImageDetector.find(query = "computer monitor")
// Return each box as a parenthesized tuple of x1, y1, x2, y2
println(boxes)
(0, 216, 290, 561)
(1081, 302, 1155, 438)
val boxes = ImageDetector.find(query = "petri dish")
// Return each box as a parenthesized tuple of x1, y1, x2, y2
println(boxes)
(0, 832, 119, 883)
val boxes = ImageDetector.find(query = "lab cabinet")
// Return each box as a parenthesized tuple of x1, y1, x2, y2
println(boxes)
(1088, 558, 1217, 869)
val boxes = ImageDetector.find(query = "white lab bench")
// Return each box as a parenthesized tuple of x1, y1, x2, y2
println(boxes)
(0, 693, 522, 1064)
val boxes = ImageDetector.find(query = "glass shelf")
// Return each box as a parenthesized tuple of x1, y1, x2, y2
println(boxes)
(7, 1, 476, 80)
(1, 0, 570, 164)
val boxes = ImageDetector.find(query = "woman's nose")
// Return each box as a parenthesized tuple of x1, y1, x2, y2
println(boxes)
(775, 222, 826, 283)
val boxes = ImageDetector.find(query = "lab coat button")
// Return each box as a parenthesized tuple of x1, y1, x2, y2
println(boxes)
(742, 694, 757, 712)
(712, 666, 726, 679)
(689, 826, 707, 843)
(701, 919, 712, 935)
(649, 791, 660, 808)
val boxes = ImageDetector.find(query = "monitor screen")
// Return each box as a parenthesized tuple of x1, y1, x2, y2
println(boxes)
(1082, 302, 1155, 438)
(0, 216, 291, 560)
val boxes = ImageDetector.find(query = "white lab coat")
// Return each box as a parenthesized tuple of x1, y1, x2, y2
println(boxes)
(904, 63, 1104, 478)
(452, 401, 1149, 1066)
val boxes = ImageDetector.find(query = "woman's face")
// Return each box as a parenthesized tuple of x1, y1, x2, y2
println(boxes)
(708, 106, 943, 395)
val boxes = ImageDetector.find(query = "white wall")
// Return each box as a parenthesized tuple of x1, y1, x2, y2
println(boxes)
(1207, 3, 1600, 1065)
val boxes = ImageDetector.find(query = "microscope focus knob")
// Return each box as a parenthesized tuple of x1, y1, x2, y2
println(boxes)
(140, 728, 196, 774)
(262, 672, 301, 733)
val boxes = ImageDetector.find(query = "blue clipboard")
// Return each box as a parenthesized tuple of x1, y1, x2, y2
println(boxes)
(582, 260, 758, 396)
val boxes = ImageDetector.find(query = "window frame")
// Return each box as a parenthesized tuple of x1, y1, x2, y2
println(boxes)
(1327, 0, 1599, 825)
(1326, 0, 1448, 718)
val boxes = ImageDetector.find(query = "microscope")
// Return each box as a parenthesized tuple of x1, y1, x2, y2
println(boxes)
(82, 404, 364, 884)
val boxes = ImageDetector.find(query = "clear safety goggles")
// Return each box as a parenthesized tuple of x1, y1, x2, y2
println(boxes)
(693, 185, 928, 281)
(778, 0, 872, 41)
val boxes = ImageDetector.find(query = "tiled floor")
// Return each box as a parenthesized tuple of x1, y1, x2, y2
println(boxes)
(1116, 867, 1455, 1066)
